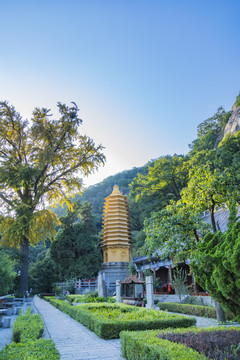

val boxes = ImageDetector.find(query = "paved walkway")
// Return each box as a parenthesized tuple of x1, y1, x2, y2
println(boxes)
(0, 302, 32, 351)
(0, 314, 17, 351)
(33, 296, 124, 360)
(164, 310, 240, 328)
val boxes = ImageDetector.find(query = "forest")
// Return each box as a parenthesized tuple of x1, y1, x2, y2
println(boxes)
(1, 94, 240, 320)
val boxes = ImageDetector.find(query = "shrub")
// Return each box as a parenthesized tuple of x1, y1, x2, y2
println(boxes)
(0, 339, 60, 360)
(120, 326, 240, 360)
(182, 295, 206, 306)
(45, 297, 196, 339)
(158, 302, 234, 320)
(66, 293, 116, 304)
(12, 307, 44, 343)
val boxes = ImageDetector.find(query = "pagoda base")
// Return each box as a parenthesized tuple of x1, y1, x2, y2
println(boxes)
(99, 262, 129, 296)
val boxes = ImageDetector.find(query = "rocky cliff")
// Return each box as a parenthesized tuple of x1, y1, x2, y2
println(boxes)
(224, 104, 240, 136)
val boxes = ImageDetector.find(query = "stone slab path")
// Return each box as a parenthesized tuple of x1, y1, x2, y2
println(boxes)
(163, 310, 240, 328)
(33, 296, 125, 360)
(0, 314, 17, 351)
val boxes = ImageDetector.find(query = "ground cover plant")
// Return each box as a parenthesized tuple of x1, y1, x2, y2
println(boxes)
(158, 302, 235, 320)
(120, 326, 240, 360)
(0, 306, 59, 360)
(45, 297, 196, 339)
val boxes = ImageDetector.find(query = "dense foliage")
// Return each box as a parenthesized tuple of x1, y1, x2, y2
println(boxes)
(0, 250, 16, 295)
(192, 203, 240, 321)
(29, 249, 56, 294)
(50, 201, 101, 281)
(0, 101, 105, 295)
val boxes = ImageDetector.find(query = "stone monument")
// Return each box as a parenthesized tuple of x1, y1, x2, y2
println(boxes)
(99, 185, 131, 295)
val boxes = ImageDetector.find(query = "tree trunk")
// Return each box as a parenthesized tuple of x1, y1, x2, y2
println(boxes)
(19, 236, 29, 297)
(210, 208, 217, 233)
(215, 302, 226, 322)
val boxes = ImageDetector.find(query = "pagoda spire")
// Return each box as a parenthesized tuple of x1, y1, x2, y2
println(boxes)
(102, 185, 131, 263)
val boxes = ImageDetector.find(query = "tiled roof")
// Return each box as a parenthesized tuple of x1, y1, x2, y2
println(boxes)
(121, 274, 145, 284)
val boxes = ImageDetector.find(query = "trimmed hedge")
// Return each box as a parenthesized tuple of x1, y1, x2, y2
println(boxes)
(12, 307, 44, 343)
(120, 326, 240, 360)
(66, 294, 115, 304)
(45, 297, 196, 339)
(158, 302, 234, 320)
(0, 339, 60, 360)
(0, 305, 60, 360)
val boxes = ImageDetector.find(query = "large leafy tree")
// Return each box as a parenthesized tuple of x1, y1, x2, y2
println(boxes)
(130, 155, 189, 208)
(0, 101, 105, 295)
(143, 201, 210, 261)
(50, 201, 102, 281)
(181, 164, 239, 232)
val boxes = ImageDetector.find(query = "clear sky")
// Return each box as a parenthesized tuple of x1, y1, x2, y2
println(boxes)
(1, 0, 240, 187)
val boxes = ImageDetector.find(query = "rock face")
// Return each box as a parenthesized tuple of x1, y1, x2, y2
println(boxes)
(224, 106, 240, 136)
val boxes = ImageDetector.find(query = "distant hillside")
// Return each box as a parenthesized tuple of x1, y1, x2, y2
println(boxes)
(52, 162, 152, 231)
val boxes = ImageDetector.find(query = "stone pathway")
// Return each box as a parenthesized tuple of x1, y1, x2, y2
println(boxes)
(164, 310, 240, 328)
(33, 296, 124, 360)
(0, 314, 17, 351)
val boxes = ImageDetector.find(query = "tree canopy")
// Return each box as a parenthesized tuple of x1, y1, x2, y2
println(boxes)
(50, 201, 101, 281)
(0, 101, 105, 294)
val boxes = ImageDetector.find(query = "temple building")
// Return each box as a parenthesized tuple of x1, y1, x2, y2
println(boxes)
(99, 185, 131, 295)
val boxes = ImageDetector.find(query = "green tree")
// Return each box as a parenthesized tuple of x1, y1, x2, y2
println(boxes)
(29, 249, 56, 294)
(189, 107, 231, 155)
(0, 101, 105, 295)
(130, 155, 189, 208)
(192, 202, 240, 322)
(50, 201, 102, 280)
(143, 201, 210, 261)
(0, 250, 16, 295)
(181, 164, 239, 232)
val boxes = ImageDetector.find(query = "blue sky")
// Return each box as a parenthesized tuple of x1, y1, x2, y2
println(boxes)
(1, 0, 240, 187)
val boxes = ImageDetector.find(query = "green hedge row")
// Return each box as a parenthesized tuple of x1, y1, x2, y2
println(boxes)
(0, 339, 60, 360)
(12, 307, 44, 342)
(0, 306, 60, 360)
(120, 326, 240, 360)
(45, 297, 196, 339)
(66, 294, 115, 304)
(158, 302, 234, 320)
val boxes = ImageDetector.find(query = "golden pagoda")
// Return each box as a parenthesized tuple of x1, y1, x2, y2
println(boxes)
(102, 185, 131, 263)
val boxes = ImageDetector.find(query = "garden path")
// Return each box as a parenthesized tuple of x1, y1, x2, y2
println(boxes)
(161, 310, 240, 328)
(33, 296, 124, 360)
